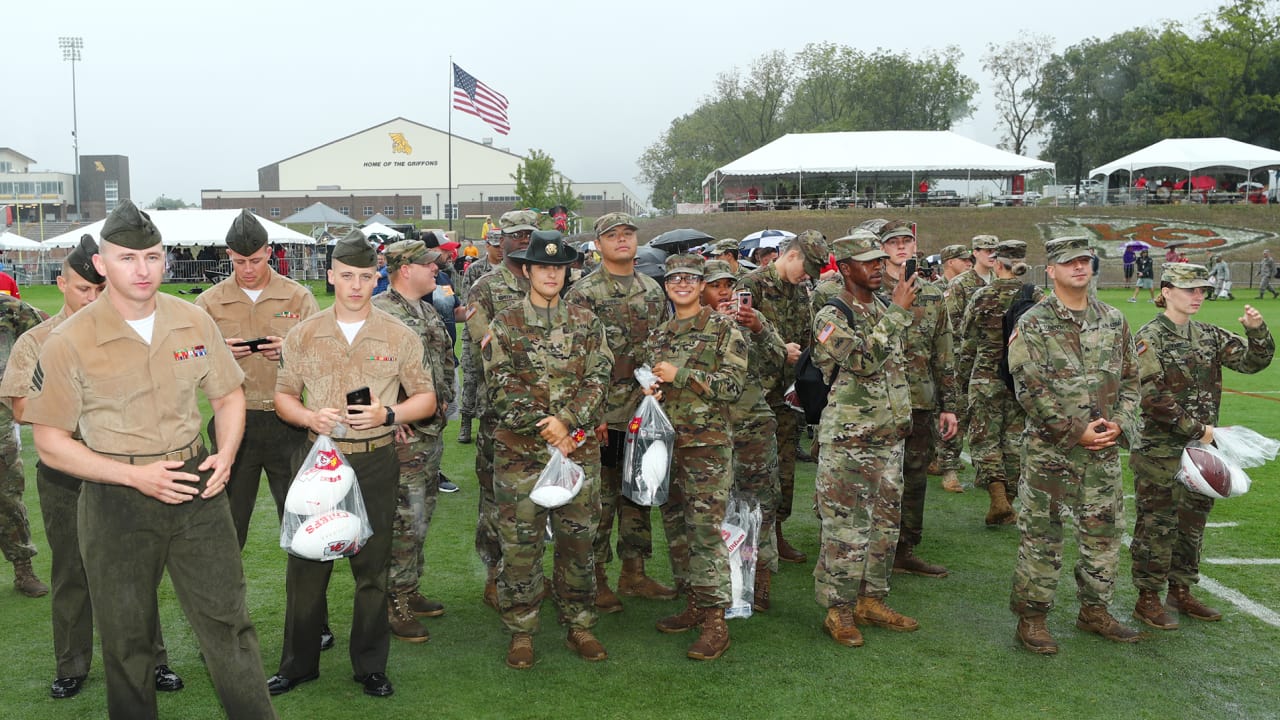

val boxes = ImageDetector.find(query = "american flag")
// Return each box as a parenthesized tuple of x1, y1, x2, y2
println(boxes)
(452, 63, 509, 136)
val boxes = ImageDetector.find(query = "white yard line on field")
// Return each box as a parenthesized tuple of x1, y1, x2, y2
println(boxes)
(1203, 558, 1280, 565)
(1122, 533, 1280, 628)
(1205, 522, 1240, 528)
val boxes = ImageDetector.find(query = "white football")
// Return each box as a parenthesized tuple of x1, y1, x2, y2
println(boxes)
(289, 510, 364, 561)
(284, 465, 357, 515)
(641, 441, 670, 488)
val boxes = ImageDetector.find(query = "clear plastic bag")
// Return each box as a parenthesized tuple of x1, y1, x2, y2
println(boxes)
(622, 366, 676, 506)
(280, 435, 373, 561)
(1177, 425, 1279, 499)
(722, 493, 762, 620)
(531, 446, 586, 509)
(1208, 425, 1280, 469)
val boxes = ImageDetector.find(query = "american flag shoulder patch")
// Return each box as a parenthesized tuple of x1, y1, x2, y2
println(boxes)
(817, 322, 836, 344)
(1135, 339, 1148, 355)
(1008, 328, 1019, 345)
(480, 332, 491, 349)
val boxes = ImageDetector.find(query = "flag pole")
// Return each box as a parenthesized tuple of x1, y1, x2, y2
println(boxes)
(447, 57, 453, 233)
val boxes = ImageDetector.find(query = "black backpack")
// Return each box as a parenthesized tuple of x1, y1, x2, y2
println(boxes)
(997, 284, 1041, 393)
(794, 298, 856, 424)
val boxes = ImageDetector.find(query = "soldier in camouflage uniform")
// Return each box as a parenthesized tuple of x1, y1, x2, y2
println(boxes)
(701, 259, 785, 610)
(483, 230, 613, 669)
(565, 212, 674, 612)
(0, 286, 48, 598)
(708, 238, 744, 277)
(1256, 248, 1277, 299)
(735, 230, 829, 564)
(456, 228, 504, 444)
(1007, 236, 1142, 655)
(957, 240, 1043, 526)
(373, 240, 457, 643)
(877, 222, 959, 578)
(934, 244, 974, 493)
(1130, 264, 1273, 629)
(465, 210, 536, 609)
(645, 254, 748, 661)
(811, 232, 919, 648)
(941, 236, 998, 489)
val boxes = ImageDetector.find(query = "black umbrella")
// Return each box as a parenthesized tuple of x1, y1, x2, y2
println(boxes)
(634, 245, 669, 281)
(649, 228, 714, 254)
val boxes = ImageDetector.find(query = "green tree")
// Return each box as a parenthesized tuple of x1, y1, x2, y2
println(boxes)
(982, 34, 1054, 155)
(147, 195, 194, 210)
(511, 149, 576, 212)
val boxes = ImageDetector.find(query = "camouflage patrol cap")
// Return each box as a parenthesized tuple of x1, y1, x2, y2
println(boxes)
(499, 209, 540, 234)
(832, 230, 889, 262)
(509, 229, 579, 266)
(793, 230, 830, 279)
(994, 240, 1028, 260)
(939, 244, 972, 262)
(879, 221, 915, 243)
(594, 212, 637, 237)
(224, 209, 269, 255)
(331, 229, 378, 268)
(854, 219, 890, 236)
(1044, 236, 1092, 264)
(100, 199, 162, 250)
(66, 234, 105, 284)
(971, 234, 999, 250)
(710, 238, 740, 256)
(485, 228, 503, 245)
(384, 239, 444, 271)
(1161, 262, 1216, 289)
(664, 253, 705, 278)
(703, 259, 737, 283)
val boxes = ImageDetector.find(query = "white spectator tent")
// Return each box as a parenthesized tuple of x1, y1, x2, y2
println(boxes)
(41, 209, 315, 248)
(1088, 137, 1280, 185)
(361, 222, 404, 240)
(281, 202, 358, 226)
(702, 130, 1056, 198)
(0, 231, 45, 251)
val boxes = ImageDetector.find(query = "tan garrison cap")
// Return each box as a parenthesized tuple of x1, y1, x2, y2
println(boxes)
(499, 209, 540, 234)
(67, 235, 105, 284)
(939, 244, 972, 262)
(1045, 236, 1092, 264)
(225, 209, 269, 255)
(100, 200, 162, 250)
(1161, 262, 1216, 289)
(385, 239, 444, 271)
(994, 240, 1028, 260)
(331, 229, 378, 268)
(794, 230, 830, 279)
(664, 253, 705, 278)
(594, 212, 637, 236)
(703, 259, 737, 283)
(971, 234, 999, 250)
(832, 230, 889, 262)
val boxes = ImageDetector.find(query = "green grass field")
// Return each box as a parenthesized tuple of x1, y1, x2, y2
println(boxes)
(2, 281, 1278, 719)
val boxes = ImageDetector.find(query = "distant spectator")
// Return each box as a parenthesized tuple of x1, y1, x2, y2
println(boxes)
(1122, 245, 1137, 286)
(0, 270, 19, 298)
(1129, 250, 1155, 303)
(375, 253, 389, 295)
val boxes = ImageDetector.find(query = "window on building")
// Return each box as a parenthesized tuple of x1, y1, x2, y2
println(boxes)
(339, 206, 350, 215)
(104, 180, 119, 214)
(0, 161, 11, 173)
(403, 205, 414, 217)
(363, 206, 373, 216)
(270, 208, 281, 217)
(487, 195, 517, 203)
(294, 207, 305, 214)
(422, 205, 432, 217)
(579, 194, 602, 201)
(445, 204, 458, 220)
(383, 205, 394, 215)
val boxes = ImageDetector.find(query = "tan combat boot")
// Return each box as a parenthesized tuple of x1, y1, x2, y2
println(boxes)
(823, 605, 864, 647)
(12, 559, 49, 598)
(1133, 590, 1178, 630)
(892, 545, 949, 578)
(656, 595, 701, 634)
(505, 633, 534, 669)
(853, 595, 920, 632)
(565, 628, 607, 662)
(941, 470, 965, 493)
(617, 558, 677, 600)
(985, 482, 1015, 526)
(1015, 614, 1058, 654)
(686, 607, 730, 660)
(387, 593, 430, 643)
(407, 591, 445, 617)
(593, 564, 623, 614)
(752, 564, 771, 612)
(1076, 605, 1141, 643)
(776, 523, 807, 564)
(1167, 583, 1222, 622)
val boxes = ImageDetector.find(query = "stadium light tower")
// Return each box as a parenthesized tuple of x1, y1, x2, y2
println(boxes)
(59, 36, 83, 221)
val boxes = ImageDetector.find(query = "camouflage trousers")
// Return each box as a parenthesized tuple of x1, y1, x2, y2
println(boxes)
(1010, 442, 1125, 617)
(1129, 453, 1214, 592)
(899, 409, 937, 550)
(771, 403, 801, 522)
(733, 414, 779, 572)
(594, 429, 655, 566)
(459, 330, 481, 418)
(388, 432, 443, 594)
(813, 438, 905, 607)
(935, 405, 967, 472)
(661, 444, 733, 608)
(494, 429, 600, 635)
(966, 379, 1025, 490)
(0, 420, 35, 562)
(474, 414, 501, 570)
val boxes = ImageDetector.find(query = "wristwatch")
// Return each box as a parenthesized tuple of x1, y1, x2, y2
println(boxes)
(383, 406, 397, 427)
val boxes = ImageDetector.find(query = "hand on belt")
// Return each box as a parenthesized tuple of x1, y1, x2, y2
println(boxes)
(96, 436, 205, 465)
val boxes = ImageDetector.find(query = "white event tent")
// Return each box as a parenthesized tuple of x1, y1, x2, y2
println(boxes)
(0, 231, 45, 251)
(42, 209, 315, 248)
(1089, 137, 1280, 182)
(703, 130, 1056, 198)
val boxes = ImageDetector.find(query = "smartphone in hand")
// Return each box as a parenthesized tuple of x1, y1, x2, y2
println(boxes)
(346, 386, 372, 407)
(904, 258, 917, 280)
(233, 337, 269, 353)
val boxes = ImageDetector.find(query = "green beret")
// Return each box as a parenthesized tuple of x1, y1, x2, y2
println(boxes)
(594, 212, 637, 237)
(703, 259, 737, 283)
(664, 253, 705, 278)
(1044, 236, 1092, 264)
(100, 199, 162, 250)
(1161, 262, 1215, 289)
(225, 209, 269, 255)
(332, 229, 378, 268)
(66, 234, 105, 284)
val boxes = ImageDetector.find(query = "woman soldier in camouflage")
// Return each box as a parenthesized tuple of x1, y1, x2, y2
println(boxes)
(957, 240, 1043, 526)
(1129, 263, 1273, 629)
(643, 253, 749, 661)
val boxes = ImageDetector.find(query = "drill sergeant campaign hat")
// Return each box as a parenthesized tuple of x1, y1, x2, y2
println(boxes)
(1161, 262, 1216, 289)
(499, 209, 540, 234)
(1044, 236, 1093, 264)
(384, 239, 445, 272)
(67, 234, 106, 284)
(793, 230, 831, 280)
(664, 252, 706, 278)
(832, 230, 890, 263)
(594, 212, 638, 237)
(939, 244, 973, 262)
(994, 239, 1028, 260)
(971, 234, 1000, 250)
(703, 259, 737, 283)
(331, 228, 378, 268)
(100, 199, 162, 250)
(508, 230, 579, 266)
(224, 209, 269, 256)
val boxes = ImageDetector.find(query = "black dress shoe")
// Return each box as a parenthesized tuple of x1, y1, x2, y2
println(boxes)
(50, 675, 86, 699)
(354, 671, 394, 697)
(266, 672, 319, 696)
(154, 664, 185, 692)
(320, 624, 335, 651)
